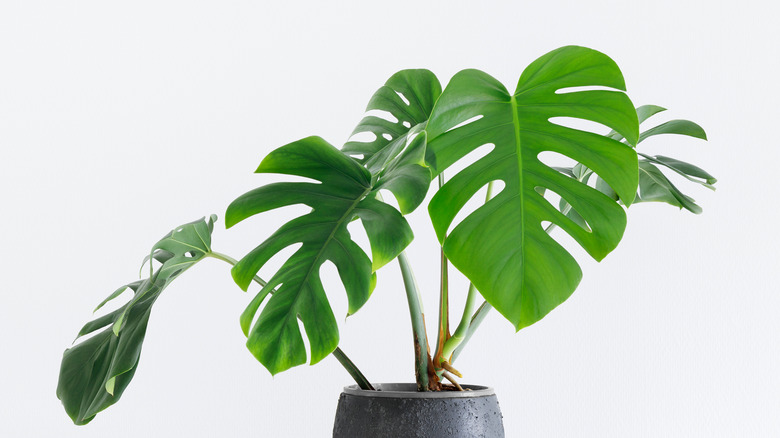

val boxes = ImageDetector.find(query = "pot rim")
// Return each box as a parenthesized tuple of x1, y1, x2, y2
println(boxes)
(342, 383, 495, 399)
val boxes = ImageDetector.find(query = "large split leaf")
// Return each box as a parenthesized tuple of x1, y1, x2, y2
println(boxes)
(343, 69, 442, 213)
(57, 216, 217, 425)
(424, 46, 640, 330)
(226, 136, 413, 375)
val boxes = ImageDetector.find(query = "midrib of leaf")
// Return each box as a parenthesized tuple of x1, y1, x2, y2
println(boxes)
(281, 186, 372, 328)
(166, 237, 208, 253)
(510, 94, 526, 295)
(638, 152, 715, 189)
(192, 227, 210, 252)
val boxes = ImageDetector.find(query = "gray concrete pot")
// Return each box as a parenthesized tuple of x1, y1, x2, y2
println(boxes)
(332, 383, 504, 438)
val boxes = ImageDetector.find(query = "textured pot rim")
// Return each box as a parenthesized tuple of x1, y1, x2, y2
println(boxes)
(342, 383, 495, 399)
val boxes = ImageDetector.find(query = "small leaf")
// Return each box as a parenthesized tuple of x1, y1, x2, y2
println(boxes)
(636, 104, 667, 124)
(637, 161, 702, 214)
(646, 154, 717, 186)
(638, 119, 707, 143)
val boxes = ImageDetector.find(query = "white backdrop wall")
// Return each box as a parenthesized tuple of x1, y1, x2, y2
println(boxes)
(1, 1, 777, 436)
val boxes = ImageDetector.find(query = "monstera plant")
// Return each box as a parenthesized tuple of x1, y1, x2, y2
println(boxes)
(58, 46, 715, 427)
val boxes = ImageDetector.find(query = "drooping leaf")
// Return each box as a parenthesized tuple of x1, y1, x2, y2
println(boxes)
(640, 153, 717, 187)
(425, 46, 639, 330)
(226, 136, 413, 375)
(57, 216, 217, 425)
(343, 69, 442, 213)
(637, 161, 702, 213)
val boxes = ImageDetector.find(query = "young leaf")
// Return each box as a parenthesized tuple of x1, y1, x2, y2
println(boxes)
(425, 46, 640, 331)
(344, 69, 442, 214)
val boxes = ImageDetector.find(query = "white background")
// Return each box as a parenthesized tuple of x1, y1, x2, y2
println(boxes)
(1, 1, 778, 436)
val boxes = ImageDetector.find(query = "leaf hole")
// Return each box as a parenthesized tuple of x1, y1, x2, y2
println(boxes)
(447, 179, 505, 236)
(365, 109, 399, 124)
(255, 242, 304, 285)
(442, 143, 495, 182)
(319, 260, 348, 323)
(548, 117, 613, 136)
(382, 133, 393, 141)
(445, 114, 483, 133)
(554, 85, 623, 94)
(402, 121, 411, 128)
(535, 185, 592, 233)
(536, 150, 578, 170)
(348, 131, 377, 143)
(395, 91, 411, 106)
(346, 213, 372, 264)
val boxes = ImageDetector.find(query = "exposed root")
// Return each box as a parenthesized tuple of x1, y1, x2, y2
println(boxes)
(441, 370, 464, 391)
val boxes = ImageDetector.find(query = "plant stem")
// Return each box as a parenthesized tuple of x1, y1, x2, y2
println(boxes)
(397, 251, 431, 391)
(440, 181, 496, 361)
(433, 173, 450, 372)
(450, 300, 493, 364)
(207, 250, 374, 390)
(332, 348, 375, 390)
(440, 283, 478, 360)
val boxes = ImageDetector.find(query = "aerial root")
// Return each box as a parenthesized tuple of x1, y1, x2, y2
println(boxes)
(440, 361, 463, 378)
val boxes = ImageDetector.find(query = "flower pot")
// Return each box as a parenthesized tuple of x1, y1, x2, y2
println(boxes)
(332, 383, 504, 438)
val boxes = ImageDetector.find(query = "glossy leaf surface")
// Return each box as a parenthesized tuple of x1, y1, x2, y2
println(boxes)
(226, 136, 413, 375)
(57, 216, 216, 425)
(343, 69, 442, 213)
(425, 46, 639, 330)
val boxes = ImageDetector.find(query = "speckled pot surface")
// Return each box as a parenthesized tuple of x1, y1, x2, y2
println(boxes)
(332, 383, 504, 438)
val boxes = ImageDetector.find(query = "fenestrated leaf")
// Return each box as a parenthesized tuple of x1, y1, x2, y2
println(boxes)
(425, 46, 639, 331)
(57, 216, 217, 425)
(343, 70, 442, 213)
(343, 69, 441, 164)
(226, 136, 413, 375)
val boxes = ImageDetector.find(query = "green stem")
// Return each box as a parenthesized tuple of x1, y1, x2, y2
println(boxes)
(441, 283, 478, 360)
(450, 301, 492, 363)
(441, 181, 496, 361)
(433, 175, 449, 370)
(398, 251, 431, 391)
(207, 250, 374, 390)
(332, 348, 375, 391)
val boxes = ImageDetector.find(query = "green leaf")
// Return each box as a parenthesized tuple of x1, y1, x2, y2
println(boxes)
(637, 161, 703, 213)
(639, 119, 707, 143)
(343, 70, 442, 213)
(425, 46, 639, 330)
(594, 105, 714, 213)
(636, 104, 667, 124)
(226, 136, 413, 375)
(642, 154, 717, 187)
(57, 216, 217, 425)
(343, 69, 441, 164)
